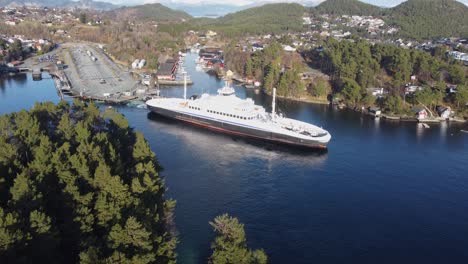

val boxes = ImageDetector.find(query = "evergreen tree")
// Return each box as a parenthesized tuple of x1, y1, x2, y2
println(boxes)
(455, 85, 468, 108)
(0, 101, 176, 264)
(340, 78, 363, 107)
(209, 214, 267, 264)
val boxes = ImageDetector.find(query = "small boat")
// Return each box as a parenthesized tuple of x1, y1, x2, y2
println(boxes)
(418, 123, 430, 129)
(461, 130, 468, 134)
(217, 82, 236, 96)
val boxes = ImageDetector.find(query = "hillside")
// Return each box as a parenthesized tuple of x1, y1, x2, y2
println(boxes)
(204, 3, 308, 36)
(388, 0, 468, 40)
(106, 3, 192, 22)
(314, 0, 382, 16)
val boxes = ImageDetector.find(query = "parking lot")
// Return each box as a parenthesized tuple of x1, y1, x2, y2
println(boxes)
(64, 44, 139, 98)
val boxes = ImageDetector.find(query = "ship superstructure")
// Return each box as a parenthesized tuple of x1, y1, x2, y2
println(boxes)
(146, 81, 331, 148)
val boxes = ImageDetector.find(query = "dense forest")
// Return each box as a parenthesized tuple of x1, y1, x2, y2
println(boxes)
(387, 0, 468, 40)
(158, 3, 308, 38)
(314, 0, 382, 16)
(305, 38, 467, 114)
(206, 3, 307, 37)
(0, 101, 177, 263)
(225, 41, 305, 97)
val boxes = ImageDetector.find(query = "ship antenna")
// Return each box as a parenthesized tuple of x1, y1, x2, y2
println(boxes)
(183, 72, 187, 100)
(272, 87, 277, 119)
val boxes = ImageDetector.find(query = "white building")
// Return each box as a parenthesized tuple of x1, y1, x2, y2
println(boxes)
(132, 59, 140, 69)
(138, 59, 146, 69)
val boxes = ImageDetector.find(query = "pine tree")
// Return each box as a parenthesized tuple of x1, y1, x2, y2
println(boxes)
(0, 102, 176, 263)
(209, 214, 267, 264)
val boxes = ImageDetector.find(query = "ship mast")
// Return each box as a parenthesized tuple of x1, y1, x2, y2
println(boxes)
(183, 72, 187, 100)
(272, 87, 277, 119)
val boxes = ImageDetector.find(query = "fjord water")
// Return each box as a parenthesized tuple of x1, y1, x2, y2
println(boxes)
(1, 53, 468, 264)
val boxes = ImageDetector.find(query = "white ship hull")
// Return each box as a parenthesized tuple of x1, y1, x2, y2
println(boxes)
(146, 95, 331, 149)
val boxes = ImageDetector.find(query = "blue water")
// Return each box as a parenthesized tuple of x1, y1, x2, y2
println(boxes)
(0, 74, 59, 113)
(1, 54, 467, 264)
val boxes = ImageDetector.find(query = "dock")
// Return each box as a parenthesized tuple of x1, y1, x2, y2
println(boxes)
(382, 114, 400, 121)
(158, 79, 194, 86)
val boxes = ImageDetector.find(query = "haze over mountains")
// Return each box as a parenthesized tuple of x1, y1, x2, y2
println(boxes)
(1, 0, 468, 39)
(0, 0, 116, 10)
(1, 0, 467, 15)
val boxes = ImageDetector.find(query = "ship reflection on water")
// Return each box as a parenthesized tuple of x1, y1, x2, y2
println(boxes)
(146, 112, 328, 165)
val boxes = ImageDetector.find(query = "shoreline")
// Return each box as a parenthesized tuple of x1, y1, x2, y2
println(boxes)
(262, 89, 329, 105)
(262, 90, 466, 124)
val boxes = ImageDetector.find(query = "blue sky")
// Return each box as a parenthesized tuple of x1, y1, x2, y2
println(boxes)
(99, 0, 468, 7)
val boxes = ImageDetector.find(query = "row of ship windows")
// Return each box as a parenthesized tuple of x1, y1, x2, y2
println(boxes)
(189, 106, 254, 120)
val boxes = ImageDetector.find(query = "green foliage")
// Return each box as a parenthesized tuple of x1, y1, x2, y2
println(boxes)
(413, 86, 443, 110)
(388, 0, 468, 40)
(384, 94, 404, 114)
(361, 94, 376, 107)
(209, 214, 267, 264)
(245, 58, 254, 79)
(200, 3, 307, 37)
(448, 64, 466, 85)
(277, 66, 304, 97)
(340, 78, 363, 107)
(310, 79, 329, 97)
(79, 13, 87, 24)
(0, 101, 176, 263)
(455, 85, 468, 107)
(314, 0, 382, 16)
(307, 38, 457, 112)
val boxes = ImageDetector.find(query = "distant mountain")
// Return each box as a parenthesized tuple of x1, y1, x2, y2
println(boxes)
(165, 3, 243, 18)
(106, 3, 192, 22)
(0, 0, 117, 10)
(64, 0, 116, 11)
(388, 0, 468, 39)
(314, 0, 383, 16)
(165, 1, 324, 18)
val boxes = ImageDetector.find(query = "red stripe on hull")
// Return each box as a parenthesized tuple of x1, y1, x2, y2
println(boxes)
(174, 115, 328, 150)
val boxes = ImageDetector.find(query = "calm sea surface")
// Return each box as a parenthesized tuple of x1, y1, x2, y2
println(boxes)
(1, 53, 467, 264)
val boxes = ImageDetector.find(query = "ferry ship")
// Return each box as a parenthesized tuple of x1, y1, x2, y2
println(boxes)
(146, 83, 331, 149)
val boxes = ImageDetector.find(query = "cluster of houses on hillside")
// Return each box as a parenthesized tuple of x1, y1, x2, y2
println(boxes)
(2, 6, 75, 27)
(0, 35, 53, 62)
(1, 6, 104, 30)
(447, 51, 468, 65)
(302, 14, 398, 38)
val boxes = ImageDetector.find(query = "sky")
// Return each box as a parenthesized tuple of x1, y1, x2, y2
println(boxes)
(99, 0, 468, 7)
